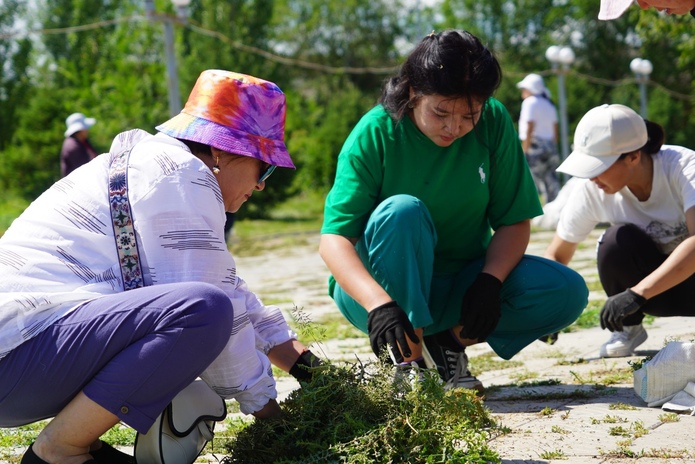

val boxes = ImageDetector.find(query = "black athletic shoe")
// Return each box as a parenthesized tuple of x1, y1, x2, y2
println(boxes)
(422, 332, 484, 393)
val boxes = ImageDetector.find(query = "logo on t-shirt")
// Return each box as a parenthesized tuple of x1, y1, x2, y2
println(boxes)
(478, 164, 486, 184)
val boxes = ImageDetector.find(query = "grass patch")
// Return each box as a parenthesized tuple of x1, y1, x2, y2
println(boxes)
(609, 403, 637, 410)
(570, 364, 633, 386)
(0, 422, 44, 448)
(509, 370, 539, 383)
(231, 191, 324, 241)
(659, 412, 680, 423)
(221, 361, 500, 463)
(566, 300, 602, 331)
(468, 351, 522, 376)
(538, 449, 566, 459)
(0, 193, 29, 237)
(586, 278, 604, 293)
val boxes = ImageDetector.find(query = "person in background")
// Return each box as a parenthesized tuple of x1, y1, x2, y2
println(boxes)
(545, 104, 695, 357)
(61, 112, 99, 177)
(319, 29, 588, 392)
(599, 0, 695, 19)
(0, 70, 321, 464)
(516, 73, 561, 204)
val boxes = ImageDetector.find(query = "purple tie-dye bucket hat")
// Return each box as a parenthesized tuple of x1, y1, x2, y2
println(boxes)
(156, 69, 294, 169)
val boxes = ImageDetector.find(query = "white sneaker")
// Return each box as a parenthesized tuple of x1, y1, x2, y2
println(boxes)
(392, 361, 427, 392)
(599, 324, 648, 358)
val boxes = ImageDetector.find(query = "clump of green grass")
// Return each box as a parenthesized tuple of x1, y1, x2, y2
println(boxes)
(221, 361, 500, 463)
(538, 448, 566, 459)
(567, 300, 602, 330)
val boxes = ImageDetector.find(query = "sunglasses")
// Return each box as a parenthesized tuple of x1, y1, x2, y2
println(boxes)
(258, 162, 276, 184)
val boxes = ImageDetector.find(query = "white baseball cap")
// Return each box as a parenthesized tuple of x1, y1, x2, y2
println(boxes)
(599, 0, 634, 20)
(557, 104, 647, 178)
(64, 112, 96, 138)
(516, 73, 550, 97)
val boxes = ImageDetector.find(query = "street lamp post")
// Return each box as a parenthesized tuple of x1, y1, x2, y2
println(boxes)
(545, 45, 575, 164)
(630, 58, 653, 118)
(145, 0, 191, 117)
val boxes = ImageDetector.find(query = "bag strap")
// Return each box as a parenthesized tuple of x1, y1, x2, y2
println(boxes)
(109, 147, 145, 290)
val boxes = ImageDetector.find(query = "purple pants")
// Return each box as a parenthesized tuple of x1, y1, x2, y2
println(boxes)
(0, 282, 233, 433)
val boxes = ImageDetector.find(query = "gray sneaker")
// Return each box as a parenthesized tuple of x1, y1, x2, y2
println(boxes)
(422, 335, 484, 393)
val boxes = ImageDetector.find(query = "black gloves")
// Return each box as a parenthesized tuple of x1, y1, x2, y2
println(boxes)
(459, 272, 502, 342)
(600, 288, 646, 332)
(289, 350, 323, 382)
(367, 300, 419, 364)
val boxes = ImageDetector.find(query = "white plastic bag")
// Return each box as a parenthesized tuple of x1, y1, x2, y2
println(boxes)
(633, 341, 695, 407)
(662, 381, 695, 415)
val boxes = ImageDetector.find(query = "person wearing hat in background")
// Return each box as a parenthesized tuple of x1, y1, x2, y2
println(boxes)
(516, 73, 561, 204)
(599, 0, 695, 19)
(60, 112, 99, 177)
(0, 69, 322, 464)
(545, 103, 695, 358)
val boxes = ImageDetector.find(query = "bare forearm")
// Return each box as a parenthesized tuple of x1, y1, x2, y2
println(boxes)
(483, 220, 530, 282)
(267, 339, 308, 372)
(632, 235, 695, 299)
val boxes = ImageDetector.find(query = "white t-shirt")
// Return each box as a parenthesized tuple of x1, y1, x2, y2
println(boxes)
(557, 145, 695, 254)
(0, 129, 294, 414)
(518, 95, 558, 141)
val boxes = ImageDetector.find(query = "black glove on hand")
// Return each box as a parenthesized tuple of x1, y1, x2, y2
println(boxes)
(289, 350, 323, 382)
(367, 300, 419, 364)
(459, 272, 502, 342)
(600, 288, 646, 332)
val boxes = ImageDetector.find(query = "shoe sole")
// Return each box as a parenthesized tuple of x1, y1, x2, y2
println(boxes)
(600, 328, 648, 358)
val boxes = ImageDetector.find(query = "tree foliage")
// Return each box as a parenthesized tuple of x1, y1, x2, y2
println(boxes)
(0, 0, 693, 215)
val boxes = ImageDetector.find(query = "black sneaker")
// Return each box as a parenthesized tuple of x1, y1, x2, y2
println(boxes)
(422, 332, 484, 393)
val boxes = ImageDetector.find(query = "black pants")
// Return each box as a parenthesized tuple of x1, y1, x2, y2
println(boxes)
(597, 223, 695, 326)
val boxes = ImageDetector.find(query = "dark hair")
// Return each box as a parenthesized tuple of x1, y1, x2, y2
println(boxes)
(618, 119, 665, 160)
(181, 139, 212, 157)
(642, 120, 665, 155)
(380, 29, 502, 121)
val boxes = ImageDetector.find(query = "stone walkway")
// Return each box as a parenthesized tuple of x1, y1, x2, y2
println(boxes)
(236, 228, 695, 464)
(5, 228, 693, 463)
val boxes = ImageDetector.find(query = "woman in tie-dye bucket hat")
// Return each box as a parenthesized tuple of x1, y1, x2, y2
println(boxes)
(0, 70, 321, 464)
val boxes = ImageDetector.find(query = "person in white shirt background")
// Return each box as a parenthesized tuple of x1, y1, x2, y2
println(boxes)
(0, 70, 321, 464)
(544, 103, 695, 358)
(516, 73, 561, 204)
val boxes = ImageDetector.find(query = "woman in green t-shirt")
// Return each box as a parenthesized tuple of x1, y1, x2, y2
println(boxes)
(319, 29, 588, 391)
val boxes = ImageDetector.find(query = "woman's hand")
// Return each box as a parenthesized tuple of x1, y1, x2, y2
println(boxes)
(367, 300, 419, 363)
(459, 272, 502, 341)
(252, 398, 282, 420)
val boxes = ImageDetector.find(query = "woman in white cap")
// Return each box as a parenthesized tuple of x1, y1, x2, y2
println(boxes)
(61, 112, 98, 177)
(0, 70, 321, 464)
(599, 0, 695, 19)
(516, 73, 561, 203)
(545, 103, 695, 357)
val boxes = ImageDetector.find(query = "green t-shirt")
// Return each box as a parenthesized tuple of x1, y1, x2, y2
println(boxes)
(321, 98, 542, 273)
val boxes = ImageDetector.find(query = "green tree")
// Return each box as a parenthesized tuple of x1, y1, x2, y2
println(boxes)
(437, 0, 693, 153)
(0, 1, 32, 152)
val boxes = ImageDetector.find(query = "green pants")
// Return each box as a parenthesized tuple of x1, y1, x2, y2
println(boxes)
(330, 194, 588, 360)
